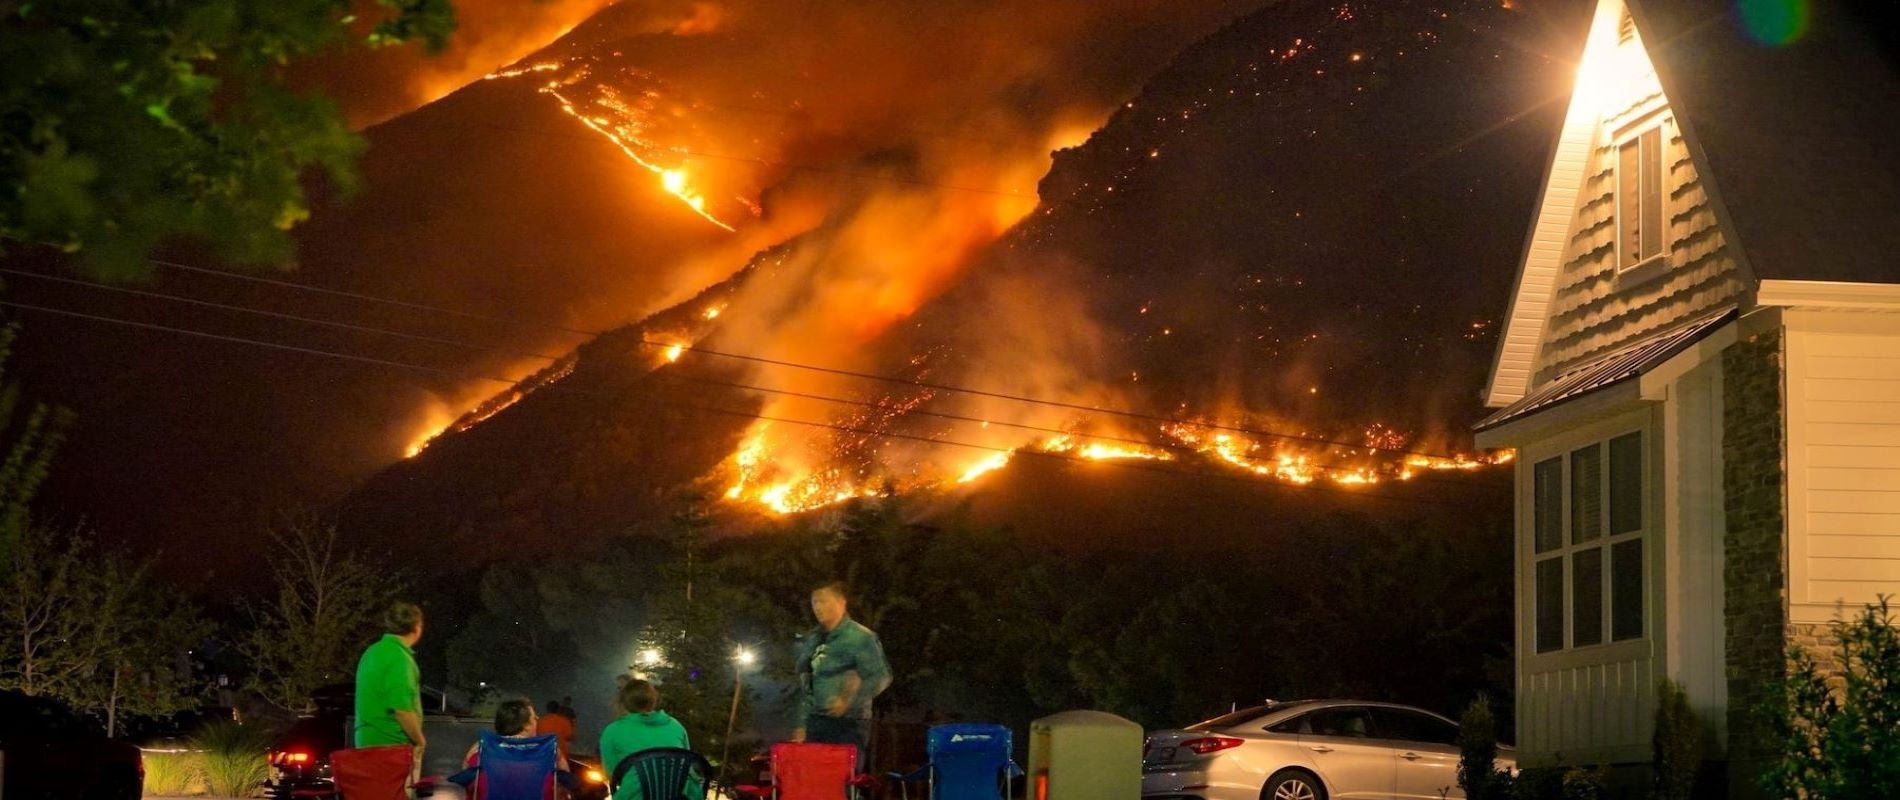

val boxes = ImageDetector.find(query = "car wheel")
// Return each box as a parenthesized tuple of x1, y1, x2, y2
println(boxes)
(1262, 769, 1326, 800)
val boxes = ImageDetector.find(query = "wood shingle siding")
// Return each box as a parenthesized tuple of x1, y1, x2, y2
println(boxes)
(1533, 112, 1743, 385)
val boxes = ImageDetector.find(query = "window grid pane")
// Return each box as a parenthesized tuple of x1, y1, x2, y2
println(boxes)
(1609, 432, 1644, 535)
(1536, 557, 1564, 653)
(1613, 539, 1644, 640)
(1535, 457, 1564, 553)
(1573, 547, 1604, 646)
(1640, 128, 1664, 260)
(1619, 139, 1642, 268)
(1571, 445, 1602, 544)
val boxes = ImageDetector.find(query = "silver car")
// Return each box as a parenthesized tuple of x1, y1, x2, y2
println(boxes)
(1141, 700, 1515, 800)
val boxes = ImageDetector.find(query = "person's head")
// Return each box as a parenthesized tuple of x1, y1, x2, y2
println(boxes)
(617, 679, 659, 715)
(383, 601, 424, 643)
(495, 697, 537, 736)
(545, 700, 562, 716)
(810, 581, 849, 630)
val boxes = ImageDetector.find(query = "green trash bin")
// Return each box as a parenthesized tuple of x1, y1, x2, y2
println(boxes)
(1026, 710, 1141, 800)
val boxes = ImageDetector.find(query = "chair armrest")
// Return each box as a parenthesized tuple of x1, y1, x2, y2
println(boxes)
(847, 774, 878, 789)
(887, 765, 930, 783)
(1005, 762, 1025, 778)
(732, 784, 771, 798)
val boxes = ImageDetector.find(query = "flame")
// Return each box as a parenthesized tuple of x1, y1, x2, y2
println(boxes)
(664, 343, 686, 362)
(487, 59, 739, 231)
(956, 451, 1012, 484)
(1039, 434, 1173, 462)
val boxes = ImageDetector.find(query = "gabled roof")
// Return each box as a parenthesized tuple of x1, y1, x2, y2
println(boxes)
(1633, 0, 1900, 284)
(1484, 0, 1900, 409)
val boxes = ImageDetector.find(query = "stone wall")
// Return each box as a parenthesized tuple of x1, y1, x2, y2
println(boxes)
(1720, 328, 1787, 798)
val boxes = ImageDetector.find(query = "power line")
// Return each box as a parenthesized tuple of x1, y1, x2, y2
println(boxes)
(0, 267, 565, 364)
(3, 265, 1497, 491)
(142, 258, 1491, 462)
(0, 298, 1500, 507)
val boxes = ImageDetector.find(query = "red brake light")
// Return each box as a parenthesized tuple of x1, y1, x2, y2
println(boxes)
(1182, 736, 1245, 755)
(288, 752, 311, 763)
(272, 750, 312, 765)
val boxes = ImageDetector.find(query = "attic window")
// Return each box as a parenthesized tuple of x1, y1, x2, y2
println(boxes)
(1616, 126, 1665, 271)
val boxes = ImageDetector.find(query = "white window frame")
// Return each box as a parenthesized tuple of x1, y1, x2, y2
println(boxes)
(1612, 114, 1670, 282)
(1520, 413, 1652, 665)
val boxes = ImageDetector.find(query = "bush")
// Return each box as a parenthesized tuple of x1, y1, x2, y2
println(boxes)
(1760, 596, 1900, 799)
(1459, 694, 1513, 800)
(193, 721, 271, 798)
(1559, 766, 1606, 800)
(1652, 678, 1702, 800)
(142, 750, 208, 795)
(1511, 767, 1564, 800)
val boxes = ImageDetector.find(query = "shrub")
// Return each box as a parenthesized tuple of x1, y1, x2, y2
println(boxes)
(1510, 767, 1564, 800)
(193, 720, 271, 798)
(1459, 694, 1513, 800)
(1760, 596, 1900, 800)
(1558, 766, 1605, 800)
(1652, 678, 1702, 800)
(142, 749, 208, 795)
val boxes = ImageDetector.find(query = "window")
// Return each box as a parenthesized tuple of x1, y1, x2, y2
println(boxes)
(1371, 708, 1460, 746)
(1305, 707, 1375, 739)
(1531, 431, 1647, 652)
(1617, 126, 1665, 270)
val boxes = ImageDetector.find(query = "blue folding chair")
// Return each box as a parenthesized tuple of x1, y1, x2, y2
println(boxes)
(886, 724, 1022, 800)
(449, 731, 561, 800)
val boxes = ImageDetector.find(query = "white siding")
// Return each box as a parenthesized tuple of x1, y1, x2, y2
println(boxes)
(1514, 408, 1661, 766)
(1660, 357, 1727, 751)
(1786, 318, 1900, 624)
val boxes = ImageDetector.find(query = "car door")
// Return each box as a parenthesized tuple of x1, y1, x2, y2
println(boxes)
(1295, 706, 1396, 799)
(1371, 707, 1464, 799)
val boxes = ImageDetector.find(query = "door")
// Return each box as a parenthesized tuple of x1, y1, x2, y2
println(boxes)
(1295, 706, 1395, 799)
(1372, 708, 1464, 799)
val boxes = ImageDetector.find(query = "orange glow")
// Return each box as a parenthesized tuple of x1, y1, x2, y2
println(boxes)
(488, 60, 738, 231)
(664, 343, 685, 362)
(957, 452, 1013, 484)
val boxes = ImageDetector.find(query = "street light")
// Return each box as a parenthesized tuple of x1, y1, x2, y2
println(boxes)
(721, 646, 757, 787)
(638, 647, 665, 667)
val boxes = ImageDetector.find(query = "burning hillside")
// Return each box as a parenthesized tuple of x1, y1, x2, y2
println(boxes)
(338, 0, 1565, 557)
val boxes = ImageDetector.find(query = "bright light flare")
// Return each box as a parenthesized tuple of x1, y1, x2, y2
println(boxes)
(734, 647, 756, 666)
(664, 343, 685, 362)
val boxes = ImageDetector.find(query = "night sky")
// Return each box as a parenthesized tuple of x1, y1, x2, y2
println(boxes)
(2, 0, 1588, 585)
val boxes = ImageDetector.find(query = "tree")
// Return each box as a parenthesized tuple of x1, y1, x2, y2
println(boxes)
(241, 517, 397, 713)
(1, 0, 456, 277)
(0, 524, 207, 735)
(1761, 597, 1900, 799)
(0, 324, 71, 568)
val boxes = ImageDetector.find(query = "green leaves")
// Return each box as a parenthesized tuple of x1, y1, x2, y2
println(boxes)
(1761, 597, 1900, 799)
(0, 0, 459, 276)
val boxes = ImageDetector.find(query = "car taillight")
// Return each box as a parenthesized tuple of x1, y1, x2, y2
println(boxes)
(1182, 736, 1245, 755)
(272, 750, 312, 765)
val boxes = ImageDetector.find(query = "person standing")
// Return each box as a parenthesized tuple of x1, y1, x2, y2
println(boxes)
(792, 582, 891, 760)
(598, 679, 694, 800)
(538, 699, 575, 763)
(353, 601, 427, 759)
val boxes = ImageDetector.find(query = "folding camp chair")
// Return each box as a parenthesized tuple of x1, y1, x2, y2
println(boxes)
(733, 743, 874, 800)
(332, 745, 416, 800)
(448, 731, 561, 800)
(610, 747, 712, 800)
(886, 724, 1022, 800)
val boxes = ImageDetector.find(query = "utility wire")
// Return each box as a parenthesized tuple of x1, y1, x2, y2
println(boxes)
(141, 258, 1494, 462)
(4, 264, 1498, 490)
(0, 299, 1501, 508)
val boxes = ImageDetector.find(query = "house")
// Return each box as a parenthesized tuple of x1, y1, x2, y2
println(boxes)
(1473, 0, 1900, 792)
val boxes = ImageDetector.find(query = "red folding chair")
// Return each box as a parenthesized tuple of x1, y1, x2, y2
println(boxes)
(734, 743, 874, 799)
(331, 745, 418, 800)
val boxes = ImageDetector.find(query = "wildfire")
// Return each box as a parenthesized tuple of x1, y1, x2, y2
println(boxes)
(664, 343, 686, 362)
(721, 427, 880, 514)
(1039, 434, 1173, 462)
(487, 59, 739, 231)
(956, 452, 1012, 484)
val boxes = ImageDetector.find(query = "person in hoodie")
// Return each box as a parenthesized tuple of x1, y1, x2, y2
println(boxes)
(598, 679, 696, 800)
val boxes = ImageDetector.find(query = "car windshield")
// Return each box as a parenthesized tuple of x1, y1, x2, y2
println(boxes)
(1189, 701, 1298, 730)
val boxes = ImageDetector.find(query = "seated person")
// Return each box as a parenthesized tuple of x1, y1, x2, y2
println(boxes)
(449, 697, 579, 800)
(599, 680, 695, 800)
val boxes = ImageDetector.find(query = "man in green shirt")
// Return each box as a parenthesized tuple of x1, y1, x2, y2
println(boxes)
(354, 601, 426, 754)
